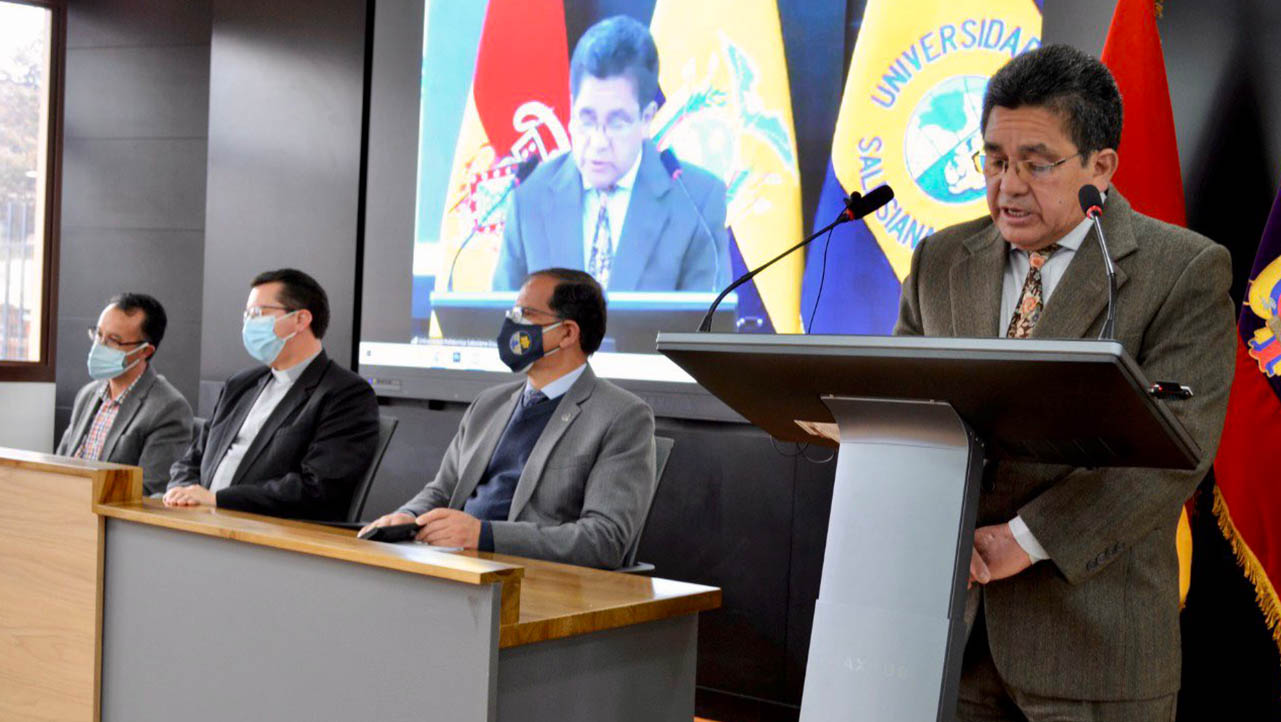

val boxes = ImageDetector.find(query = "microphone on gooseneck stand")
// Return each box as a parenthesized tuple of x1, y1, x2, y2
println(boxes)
(1077, 184, 1117, 340)
(445, 154, 542, 291)
(659, 148, 722, 287)
(696, 184, 895, 332)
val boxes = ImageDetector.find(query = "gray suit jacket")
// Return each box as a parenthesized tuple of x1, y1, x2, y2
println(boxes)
(492, 140, 731, 292)
(895, 189, 1235, 700)
(56, 364, 194, 496)
(398, 366, 656, 569)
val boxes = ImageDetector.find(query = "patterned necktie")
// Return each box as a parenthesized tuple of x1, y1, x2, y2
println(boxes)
(521, 387, 548, 409)
(587, 187, 615, 287)
(1005, 243, 1061, 339)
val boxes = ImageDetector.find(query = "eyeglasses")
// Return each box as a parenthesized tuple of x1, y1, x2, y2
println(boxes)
(243, 305, 295, 322)
(506, 306, 562, 325)
(571, 113, 640, 141)
(87, 327, 147, 350)
(974, 151, 1084, 181)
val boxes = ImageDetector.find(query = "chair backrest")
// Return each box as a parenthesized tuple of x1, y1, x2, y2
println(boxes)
(621, 435, 675, 569)
(346, 415, 399, 523)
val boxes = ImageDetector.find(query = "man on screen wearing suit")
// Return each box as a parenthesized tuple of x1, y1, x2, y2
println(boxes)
(895, 45, 1235, 720)
(164, 269, 380, 521)
(57, 293, 193, 496)
(492, 15, 730, 293)
(363, 268, 656, 569)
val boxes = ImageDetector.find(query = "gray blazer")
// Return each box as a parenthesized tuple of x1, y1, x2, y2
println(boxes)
(56, 364, 194, 496)
(492, 140, 731, 292)
(895, 189, 1236, 700)
(398, 366, 656, 569)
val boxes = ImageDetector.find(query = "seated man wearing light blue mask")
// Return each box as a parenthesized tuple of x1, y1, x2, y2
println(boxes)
(362, 268, 656, 569)
(57, 293, 193, 495)
(164, 268, 380, 521)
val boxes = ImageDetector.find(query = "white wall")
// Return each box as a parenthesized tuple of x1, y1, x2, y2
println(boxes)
(0, 383, 56, 452)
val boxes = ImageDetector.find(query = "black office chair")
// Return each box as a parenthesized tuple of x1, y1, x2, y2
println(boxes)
(344, 415, 399, 524)
(615, 435, 674, 574)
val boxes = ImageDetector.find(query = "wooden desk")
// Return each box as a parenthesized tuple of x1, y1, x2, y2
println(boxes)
(0, 448, 137, 722)
(0, 450, 720, 722)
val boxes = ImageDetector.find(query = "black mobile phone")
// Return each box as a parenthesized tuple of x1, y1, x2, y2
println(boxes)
(357, 522, 421, 543)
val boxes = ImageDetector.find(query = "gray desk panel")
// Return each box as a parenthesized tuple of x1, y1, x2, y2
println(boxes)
(101, 520, 499, 721)
(497, 615, 698, 722)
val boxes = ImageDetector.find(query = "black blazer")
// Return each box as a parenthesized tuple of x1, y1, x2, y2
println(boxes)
(168, 350, 380, 521)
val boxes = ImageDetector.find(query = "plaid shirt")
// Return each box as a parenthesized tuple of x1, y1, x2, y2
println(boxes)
(75, 375, 142, 461)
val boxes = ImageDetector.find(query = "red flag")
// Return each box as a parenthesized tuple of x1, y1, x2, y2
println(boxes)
(1101, 0, 1186, 226)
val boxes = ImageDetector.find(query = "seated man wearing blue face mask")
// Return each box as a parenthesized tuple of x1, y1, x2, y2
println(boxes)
(361, 268, 656, 569)
(164, 268, 380, 521)
(57, 293, 193, 496)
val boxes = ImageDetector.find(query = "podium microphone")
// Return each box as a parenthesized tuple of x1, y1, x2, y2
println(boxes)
(445, 154, 542, 291)
(1078, 184, 1116, 340)
(696, 184, 894, 332)
(660, 148, 722, 287)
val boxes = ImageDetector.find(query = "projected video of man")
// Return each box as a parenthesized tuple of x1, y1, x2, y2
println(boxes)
(492, 16, 731, 293)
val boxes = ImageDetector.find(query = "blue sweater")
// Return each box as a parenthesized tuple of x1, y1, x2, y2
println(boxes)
(464, 395, 558, 550)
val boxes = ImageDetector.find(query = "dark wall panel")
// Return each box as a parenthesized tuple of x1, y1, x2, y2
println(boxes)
(58, 0, 211, 444)
(644, 418, 799, 705)
(200, 0, 368, 382)
(64, 45, 211, 139)
(358, 0, 421, 346)
(67, 0, 213, 48)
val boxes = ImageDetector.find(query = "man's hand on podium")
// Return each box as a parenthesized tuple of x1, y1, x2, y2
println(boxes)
(969, 523, 1032, 587)
(162, 485, 216, 508)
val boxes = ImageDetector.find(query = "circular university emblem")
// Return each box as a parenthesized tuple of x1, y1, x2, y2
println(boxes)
(510, 331, 531, 355)
(903, 75, 989, 205)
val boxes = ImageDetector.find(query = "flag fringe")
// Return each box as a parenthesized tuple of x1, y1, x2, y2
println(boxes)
(1212, 485, 1281, 656)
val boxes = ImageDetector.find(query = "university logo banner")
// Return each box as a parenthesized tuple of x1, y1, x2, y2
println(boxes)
(802, 1, 1042, 334)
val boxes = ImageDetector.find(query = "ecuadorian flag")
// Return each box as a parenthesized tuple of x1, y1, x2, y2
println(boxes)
(1214, 186, 1281, 660)
(801, 1, 1042, 333)
(649, 0, 803, 333)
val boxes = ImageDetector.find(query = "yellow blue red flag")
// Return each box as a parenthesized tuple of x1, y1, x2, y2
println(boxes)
(649, 0, 803, 333)
(801, 1, 1042, 333)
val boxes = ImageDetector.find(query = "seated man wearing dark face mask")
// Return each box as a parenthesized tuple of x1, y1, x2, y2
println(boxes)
(362, 268, 656, 569)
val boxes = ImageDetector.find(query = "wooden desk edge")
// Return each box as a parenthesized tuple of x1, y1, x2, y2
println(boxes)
(94, 501, 525, 589)
(499, 587, 722, 648)
(0, 448, 141, 507)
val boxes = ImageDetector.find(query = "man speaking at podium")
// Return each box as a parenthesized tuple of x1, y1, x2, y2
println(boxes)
(492, 16, 729, 293)
(895, 45, 1235, 720)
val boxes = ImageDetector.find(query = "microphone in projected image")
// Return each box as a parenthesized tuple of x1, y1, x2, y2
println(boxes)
(445, 154, 542, 292)
(659, 147, 722, 287)
(696, 184, 895, 333)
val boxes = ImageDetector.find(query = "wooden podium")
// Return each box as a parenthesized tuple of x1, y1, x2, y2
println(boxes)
(0, 449, 137, 722)
(657, 333, 1200, 721)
